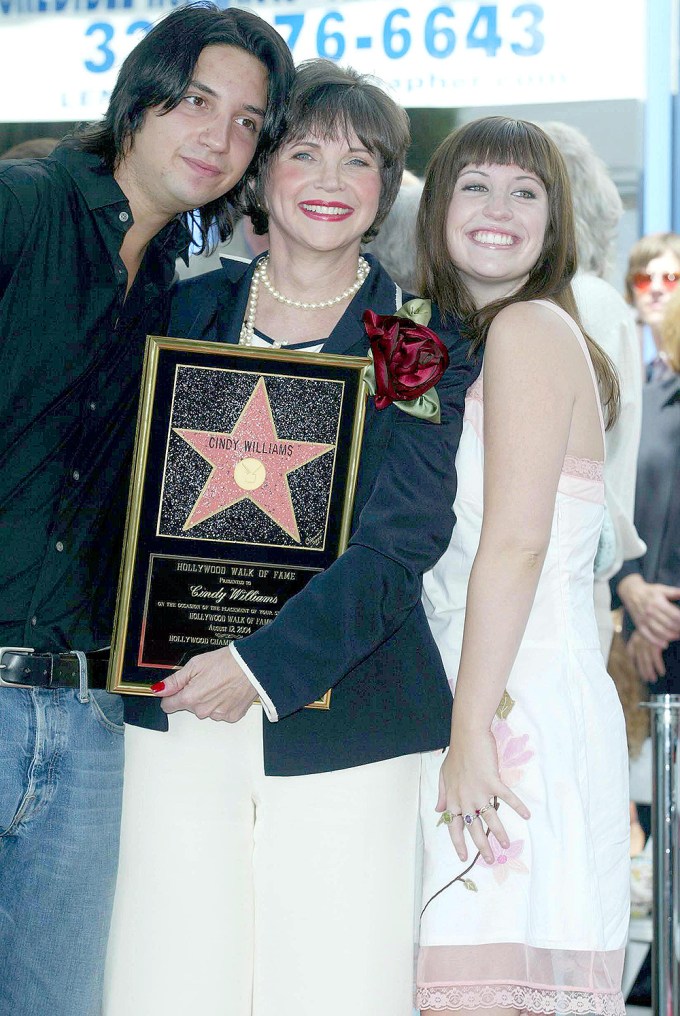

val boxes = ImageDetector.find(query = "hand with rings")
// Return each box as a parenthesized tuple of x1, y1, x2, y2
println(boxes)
(438, 802, 495, 829)
(436, 726, 530, 865)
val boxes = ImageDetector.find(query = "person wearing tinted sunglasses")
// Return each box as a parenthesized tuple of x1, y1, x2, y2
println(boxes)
(625, 232, 680, 380)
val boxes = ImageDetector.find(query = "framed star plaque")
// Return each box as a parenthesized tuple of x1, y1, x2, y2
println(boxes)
(107, 335, 370, 706)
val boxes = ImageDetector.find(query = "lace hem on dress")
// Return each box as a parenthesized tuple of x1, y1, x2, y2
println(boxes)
(415, 983, 625, 1015)
(416, 944, 626, 1014)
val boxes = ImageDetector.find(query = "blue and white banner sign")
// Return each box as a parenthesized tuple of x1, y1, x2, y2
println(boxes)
(0, 0, 646, 122)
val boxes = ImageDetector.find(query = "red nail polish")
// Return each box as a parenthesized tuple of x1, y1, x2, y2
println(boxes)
(150, 681, 165, 693)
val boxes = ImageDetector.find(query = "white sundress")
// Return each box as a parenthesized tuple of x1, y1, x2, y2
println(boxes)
(417, 301, 631, 1015)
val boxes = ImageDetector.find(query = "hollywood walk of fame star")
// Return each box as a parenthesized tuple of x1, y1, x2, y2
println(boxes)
(174, 376, 334, 543)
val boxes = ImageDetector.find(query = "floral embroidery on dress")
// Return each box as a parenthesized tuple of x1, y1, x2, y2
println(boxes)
(492, 719, 535, 787)
(422, 701, 536, 914)
(478, 833, 529, 883)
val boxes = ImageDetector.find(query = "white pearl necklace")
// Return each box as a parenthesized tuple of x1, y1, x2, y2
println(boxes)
(239, 255, 370, 347)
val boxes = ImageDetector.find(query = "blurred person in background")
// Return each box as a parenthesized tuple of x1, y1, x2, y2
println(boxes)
(625, 231, 680, 380)
(610, 273, 680, 970)
(363, 166, 423, 292)
(0, 137, 61, 159)
(541, 121, 644, 658)
(612, 284, 680, 692)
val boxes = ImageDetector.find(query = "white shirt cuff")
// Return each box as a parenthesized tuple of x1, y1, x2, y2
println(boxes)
(229, 643, 278, 722)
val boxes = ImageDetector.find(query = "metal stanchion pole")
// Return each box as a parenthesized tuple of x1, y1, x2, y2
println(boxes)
(646, 693, 680, 1016)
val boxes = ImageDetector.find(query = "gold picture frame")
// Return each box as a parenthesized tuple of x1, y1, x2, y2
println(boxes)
(107, 335, 369, 707)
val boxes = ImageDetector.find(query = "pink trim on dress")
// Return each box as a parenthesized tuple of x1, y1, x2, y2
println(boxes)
(561, 455, 604, 483)
(464, 372, 604, 486)
(416, 943, 625, 1014)
(416, 982, 625, 1014)
(466, 376, 484, 403)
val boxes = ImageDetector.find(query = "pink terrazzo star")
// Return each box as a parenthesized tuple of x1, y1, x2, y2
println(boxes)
(175, 376, 334, 542)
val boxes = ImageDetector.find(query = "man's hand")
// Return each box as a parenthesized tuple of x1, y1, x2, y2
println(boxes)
(151, 647, 257, 722)
(617, 574, 680, 647)
(628, 630, 666, 684)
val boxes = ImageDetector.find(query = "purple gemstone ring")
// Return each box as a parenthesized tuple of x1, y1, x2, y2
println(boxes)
(463, 812, 476, 825)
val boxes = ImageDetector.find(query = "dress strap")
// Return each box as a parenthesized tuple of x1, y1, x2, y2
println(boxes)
(530, 299, 606, 446)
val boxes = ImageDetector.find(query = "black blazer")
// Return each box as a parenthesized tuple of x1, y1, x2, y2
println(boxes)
(612, 371, 680, 691)
(127, 254, 479, 774)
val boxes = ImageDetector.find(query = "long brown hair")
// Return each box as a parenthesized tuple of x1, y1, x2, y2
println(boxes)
(416, 116, 619, 427)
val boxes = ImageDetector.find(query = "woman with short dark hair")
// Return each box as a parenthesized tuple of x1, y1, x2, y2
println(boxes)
(104, 60, 477, 1016)
(244, 59, 409, 242)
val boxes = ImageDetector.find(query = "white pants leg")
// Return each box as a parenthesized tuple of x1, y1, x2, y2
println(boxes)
(104, 706, 421, 1016)
(104, 707, 259, 1016)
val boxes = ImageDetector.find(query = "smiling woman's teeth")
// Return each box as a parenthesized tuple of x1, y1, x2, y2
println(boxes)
(473, 231, 514, 245)
(301, 204, 348, 215)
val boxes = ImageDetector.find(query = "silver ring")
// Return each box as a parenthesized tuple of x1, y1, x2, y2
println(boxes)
(463, 812, 477, 825)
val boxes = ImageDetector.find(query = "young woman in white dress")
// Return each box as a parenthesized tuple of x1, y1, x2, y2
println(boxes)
(415, 117, 630, 1015)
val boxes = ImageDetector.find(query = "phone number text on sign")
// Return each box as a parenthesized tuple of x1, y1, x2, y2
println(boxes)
(271, 3, 544, 61)
(82, 3, 544, 78)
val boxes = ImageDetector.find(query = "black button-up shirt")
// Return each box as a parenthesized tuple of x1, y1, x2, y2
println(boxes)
(0, 144, 190, 653)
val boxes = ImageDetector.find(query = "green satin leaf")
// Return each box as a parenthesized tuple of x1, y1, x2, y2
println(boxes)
(394, 298, 432, 326)
(397, 390, 442, 423)
(363, 353, 377, 397)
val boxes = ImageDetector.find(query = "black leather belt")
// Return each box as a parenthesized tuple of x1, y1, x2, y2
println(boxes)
(0, 647, 109, 690)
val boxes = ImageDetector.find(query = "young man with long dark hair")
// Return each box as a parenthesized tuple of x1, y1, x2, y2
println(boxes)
(0, 6, 293, 1014)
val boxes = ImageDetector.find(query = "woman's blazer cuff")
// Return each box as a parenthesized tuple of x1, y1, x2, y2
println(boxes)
(229, 644, 278, 721)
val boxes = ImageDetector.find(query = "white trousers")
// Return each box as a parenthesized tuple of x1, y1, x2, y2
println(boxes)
(103, 706, 421, 1016)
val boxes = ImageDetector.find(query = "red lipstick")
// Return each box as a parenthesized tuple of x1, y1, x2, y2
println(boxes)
(298, 201, 354, 222)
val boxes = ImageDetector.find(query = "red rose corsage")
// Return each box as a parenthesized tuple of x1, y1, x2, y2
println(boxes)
(362, 299, 449, 422)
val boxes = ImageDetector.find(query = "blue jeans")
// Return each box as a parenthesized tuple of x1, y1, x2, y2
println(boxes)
(0, 687, 124, 1016)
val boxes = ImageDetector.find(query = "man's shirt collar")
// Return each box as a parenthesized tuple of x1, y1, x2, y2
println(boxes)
(52, 142, 191, 262)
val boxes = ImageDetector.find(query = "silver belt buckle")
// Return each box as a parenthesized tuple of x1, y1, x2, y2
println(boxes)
(0, 647, 35, 688)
